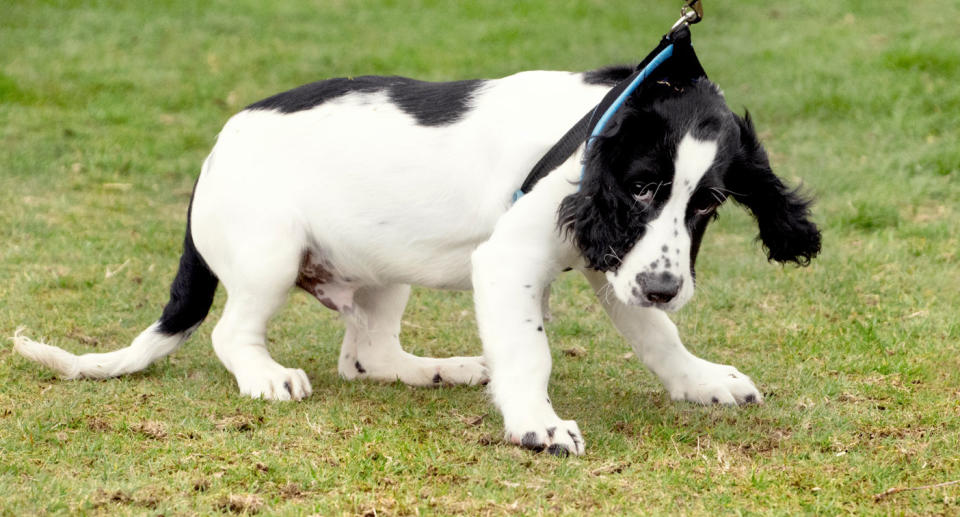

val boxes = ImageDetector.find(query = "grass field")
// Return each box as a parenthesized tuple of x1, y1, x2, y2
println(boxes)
(2, 0, 959, 514)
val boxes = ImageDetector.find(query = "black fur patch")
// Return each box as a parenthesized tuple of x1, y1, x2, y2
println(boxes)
(246, 75, 484, 126)
(355, 361, 366, 374)
(582, 65, 635, 86)
(727, 112, 822, 265)
(246, 77, 382, 113)
(388, 78, 485, 126)
(157, 181, 219, 335)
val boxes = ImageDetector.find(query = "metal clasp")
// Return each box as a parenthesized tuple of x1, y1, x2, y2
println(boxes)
(669, 0, 704, 35)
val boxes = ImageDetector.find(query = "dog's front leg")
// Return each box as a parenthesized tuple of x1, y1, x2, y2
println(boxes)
(584, 270, 762, 405)
(471, 183, 585, 456)
(473, 242, 583, 456)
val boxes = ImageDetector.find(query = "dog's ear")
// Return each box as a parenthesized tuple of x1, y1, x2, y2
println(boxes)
(557, 178, 628, 271)
(557, 108, 649, 271)
(727, 111, 821, 265)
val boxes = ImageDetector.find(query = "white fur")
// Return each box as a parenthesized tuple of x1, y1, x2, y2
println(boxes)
(13, 70, 761, 454)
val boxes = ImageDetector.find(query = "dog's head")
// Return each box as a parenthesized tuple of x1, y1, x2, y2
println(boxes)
(559, 77, 821, 311)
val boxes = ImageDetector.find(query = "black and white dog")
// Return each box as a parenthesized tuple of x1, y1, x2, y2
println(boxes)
(15, 30, 820, 456)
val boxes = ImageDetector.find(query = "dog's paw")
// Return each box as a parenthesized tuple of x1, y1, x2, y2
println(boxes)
(666, 357, 762, 406)
(430, 356, 488, 386)
(344, 354, 488, 387)
(503, 413, 584, 456)
(235, 364, 312, 401)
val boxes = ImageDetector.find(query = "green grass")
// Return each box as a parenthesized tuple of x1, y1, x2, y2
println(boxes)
(2, 0, 959, 514)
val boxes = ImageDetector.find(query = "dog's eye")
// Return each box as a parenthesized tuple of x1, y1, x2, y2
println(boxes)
(692, 188, 726, 217)
(633, 185, 654, 204)
(695, 205, 718, 217)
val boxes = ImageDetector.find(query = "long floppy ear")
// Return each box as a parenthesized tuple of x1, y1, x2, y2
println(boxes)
(556, 138, 638, 272)
(727, 112, 822, 265)
(557, 105, 654, 271)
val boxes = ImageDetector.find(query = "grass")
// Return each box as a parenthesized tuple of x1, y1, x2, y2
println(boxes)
(1, 0, 959, 514)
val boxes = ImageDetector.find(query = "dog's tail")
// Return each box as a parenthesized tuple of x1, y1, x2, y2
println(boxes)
(12, 194, 219, 379)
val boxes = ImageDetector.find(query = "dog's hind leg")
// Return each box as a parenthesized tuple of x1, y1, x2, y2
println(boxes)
(336, 284, 487, 386)
(208, 242, 312, 401)
(211, 286, 312, 401)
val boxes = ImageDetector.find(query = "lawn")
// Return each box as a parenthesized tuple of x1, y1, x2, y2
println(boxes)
(1, 0, 958, 514)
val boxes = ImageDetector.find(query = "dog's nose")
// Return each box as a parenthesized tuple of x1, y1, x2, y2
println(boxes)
(637, 272, 682, 304)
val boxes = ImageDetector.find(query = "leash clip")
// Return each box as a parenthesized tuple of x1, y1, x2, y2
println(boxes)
(670, 0, 704, 35)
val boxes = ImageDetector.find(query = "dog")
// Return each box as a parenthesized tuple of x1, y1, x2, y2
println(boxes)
(14, 29, 820, 456)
